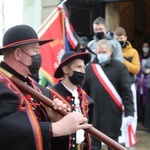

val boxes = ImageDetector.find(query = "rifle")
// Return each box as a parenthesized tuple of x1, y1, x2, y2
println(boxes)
(0, 67, 127, 150)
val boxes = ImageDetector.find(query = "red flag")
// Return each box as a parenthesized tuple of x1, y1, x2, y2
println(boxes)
(37, 2, 78, 85)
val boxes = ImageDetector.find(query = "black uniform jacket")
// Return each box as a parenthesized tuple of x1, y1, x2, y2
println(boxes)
(49, 82, 94, 150)
(0, 62, 53, 150)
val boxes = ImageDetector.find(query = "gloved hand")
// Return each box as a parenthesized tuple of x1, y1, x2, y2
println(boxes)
(126, 116, 134, 126)
(121, 116, 134, 130)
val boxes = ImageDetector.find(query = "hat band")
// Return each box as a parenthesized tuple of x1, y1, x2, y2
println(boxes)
(3, 38, 39, 48)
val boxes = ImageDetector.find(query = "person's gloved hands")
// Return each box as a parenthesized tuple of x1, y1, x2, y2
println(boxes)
(121, 116, 134, 130)
(126, 116, 134, 126)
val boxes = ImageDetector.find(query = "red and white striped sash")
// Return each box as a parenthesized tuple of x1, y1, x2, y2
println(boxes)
(91, 64, 137, 148)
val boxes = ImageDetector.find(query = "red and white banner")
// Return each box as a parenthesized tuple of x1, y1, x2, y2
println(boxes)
(37, 0, 78, 85)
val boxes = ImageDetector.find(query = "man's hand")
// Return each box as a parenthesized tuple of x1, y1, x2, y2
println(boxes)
(52, 112, 92, 137)
(126, 116, 134, 126)
(44, 98, 71, 121)
(121, 116, 134, 130)
(52, 98, 71, 112)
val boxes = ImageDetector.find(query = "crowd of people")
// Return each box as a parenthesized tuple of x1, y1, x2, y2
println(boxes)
(0, 15, 150, 150)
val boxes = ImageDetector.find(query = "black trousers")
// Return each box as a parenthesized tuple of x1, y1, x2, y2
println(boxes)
(91, 136, 118, 150)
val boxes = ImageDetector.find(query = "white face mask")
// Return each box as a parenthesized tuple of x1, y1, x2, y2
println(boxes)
(142, 47, 149, 53)
(97, 54, 109, 64)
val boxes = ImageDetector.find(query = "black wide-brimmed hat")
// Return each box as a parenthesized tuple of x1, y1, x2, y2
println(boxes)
(54, 51, 91, 78)
(0, 24, 54, 55)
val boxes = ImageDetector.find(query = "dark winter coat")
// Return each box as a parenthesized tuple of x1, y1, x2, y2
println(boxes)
(82, 60, 134, 137)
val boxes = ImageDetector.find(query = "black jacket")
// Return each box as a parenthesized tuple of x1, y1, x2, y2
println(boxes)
(49, 82, 94, 150)
(0, 62, 52, 150)
(82, 60, 134, 137)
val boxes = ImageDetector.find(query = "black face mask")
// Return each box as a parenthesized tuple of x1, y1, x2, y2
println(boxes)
(95, 32, 105, 40)
(28, 54, 42, 74)
(69, 69, 85, 85)
(80, 48, 86, 52)
(19, 50, 42, 75)
(119, 41, 127, 48)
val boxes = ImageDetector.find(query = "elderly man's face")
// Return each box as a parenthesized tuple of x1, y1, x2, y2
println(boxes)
(97, 44, 112, 54)
(97, 43, 112, 58)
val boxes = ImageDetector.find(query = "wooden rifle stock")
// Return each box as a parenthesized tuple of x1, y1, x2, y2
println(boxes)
(0, 67, 127, 150)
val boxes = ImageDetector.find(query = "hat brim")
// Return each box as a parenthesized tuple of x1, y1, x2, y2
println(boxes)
(54, 52, 91, 78)
(0, 39, 54, 55)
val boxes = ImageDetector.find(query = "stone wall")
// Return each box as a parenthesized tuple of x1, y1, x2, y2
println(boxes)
(41, 0, 60, 22)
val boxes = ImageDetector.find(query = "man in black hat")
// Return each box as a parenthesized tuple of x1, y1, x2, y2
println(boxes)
(0, 25, 92, 150)
(48, 51, 94, 150)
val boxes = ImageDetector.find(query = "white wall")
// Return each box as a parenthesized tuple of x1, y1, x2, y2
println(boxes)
(0, 0, 23, 61)
(22, 0, 41, 30)
(0, 0, 23, 45)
